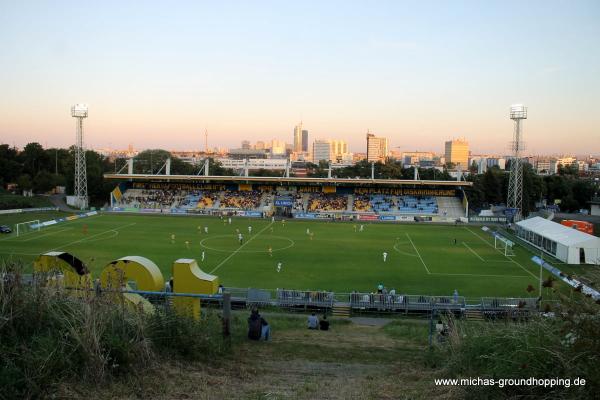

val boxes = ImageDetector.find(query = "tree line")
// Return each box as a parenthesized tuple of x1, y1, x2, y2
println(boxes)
(1, 143, 595, 212)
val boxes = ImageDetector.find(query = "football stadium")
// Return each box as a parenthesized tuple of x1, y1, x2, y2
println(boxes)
(1, 174, 552, 306)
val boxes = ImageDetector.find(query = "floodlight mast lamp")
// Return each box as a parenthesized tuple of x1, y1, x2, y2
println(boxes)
(507, 104, 527, 222)
(71, 104, 88, 210)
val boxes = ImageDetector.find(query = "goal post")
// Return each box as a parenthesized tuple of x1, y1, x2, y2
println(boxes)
(15, 220, 41, 236)
(494, 234, 515, 256)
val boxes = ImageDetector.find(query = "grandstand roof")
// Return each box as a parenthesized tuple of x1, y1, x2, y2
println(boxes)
(103, 174, 472, 187)
(516, 216, 600, 247)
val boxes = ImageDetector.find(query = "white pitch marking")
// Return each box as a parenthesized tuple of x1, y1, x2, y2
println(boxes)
(430, 272, 528, 278)
(462, 241, 485, 262)
(209, 222, 273, 274)
(465, 227, 538, 279)
(45, 222, 136, 252)
(405, 233, 431, 274)
(22, 228, 73, 242)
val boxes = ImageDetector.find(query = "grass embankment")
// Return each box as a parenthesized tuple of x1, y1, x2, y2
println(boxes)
(2, 259, 598, 399)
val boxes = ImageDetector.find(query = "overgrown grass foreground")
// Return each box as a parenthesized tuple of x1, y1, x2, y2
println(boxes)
(432, 293, 600, 399)
(0, 261, 228, 399)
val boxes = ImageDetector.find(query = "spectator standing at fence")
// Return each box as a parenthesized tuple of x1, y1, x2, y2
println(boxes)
(319, 315, 330, 331)
(307, 313, 319, 329)
(453, 289, 459, 304)
(218, 284, 224, 294)
(169, 277, 174, 292)
(377, 283, 384, 293)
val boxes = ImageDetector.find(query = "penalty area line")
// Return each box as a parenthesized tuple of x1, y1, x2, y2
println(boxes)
(462, 241, 485, 262)
(465, 227, 538, 280)
(45, 222, 137, 253)
(405, 233, 431, 275)
(209, 222, 273, 274)
(22, 228, 73, 242)
(430, 272, 528, 278)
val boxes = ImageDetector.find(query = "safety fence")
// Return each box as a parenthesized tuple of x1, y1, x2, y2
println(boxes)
(10, 276, 539, 317)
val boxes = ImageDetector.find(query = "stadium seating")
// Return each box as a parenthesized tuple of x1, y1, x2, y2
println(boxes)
(396, 196, 438, 214)
(353, 194, 371, 211)
(220, 190, 262, 210)
(307, 193, 348, 212)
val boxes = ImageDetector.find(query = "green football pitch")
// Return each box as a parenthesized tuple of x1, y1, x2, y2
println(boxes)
(0, 212, 552, 298)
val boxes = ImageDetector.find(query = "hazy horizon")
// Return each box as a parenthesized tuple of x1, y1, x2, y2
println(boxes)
(1, 1, 599, 155)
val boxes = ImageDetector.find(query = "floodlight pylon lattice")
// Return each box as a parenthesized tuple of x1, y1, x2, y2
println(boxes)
(507, 104, 527, 222)
(71, 104, 89, 210)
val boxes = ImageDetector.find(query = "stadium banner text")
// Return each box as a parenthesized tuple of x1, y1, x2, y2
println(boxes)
(354, 188, 457, 196)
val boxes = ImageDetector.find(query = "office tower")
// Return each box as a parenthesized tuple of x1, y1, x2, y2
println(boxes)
(444, 139, 469, 169)
(366, 132, 388, 163)
(302, 129, 308, 152)
(312, 139, 349, 163)
(293, 122, 303, 152)
(241, 140, 251, 150)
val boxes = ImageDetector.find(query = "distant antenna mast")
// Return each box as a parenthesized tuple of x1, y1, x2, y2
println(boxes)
(204, 128, 208, 153)
(507, 104, 527, 221)
(71, 104, 89, 210)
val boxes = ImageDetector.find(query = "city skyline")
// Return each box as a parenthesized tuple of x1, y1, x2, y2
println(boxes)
(0, 1, 599, 154)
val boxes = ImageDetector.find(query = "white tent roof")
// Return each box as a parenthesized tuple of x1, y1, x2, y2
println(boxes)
(517, 217, 600, 247)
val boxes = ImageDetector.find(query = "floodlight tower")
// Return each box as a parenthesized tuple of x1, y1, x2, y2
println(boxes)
(71, 104, 89, 210)
(507, 104, 527, 221)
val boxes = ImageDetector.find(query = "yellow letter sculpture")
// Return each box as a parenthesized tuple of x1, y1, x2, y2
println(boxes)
(100, 256, 165, 313)
(172, 258, 219, 319)
(33, 251, 92, 295)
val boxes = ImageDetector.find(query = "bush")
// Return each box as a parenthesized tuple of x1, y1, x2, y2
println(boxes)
(0, 261, 229, 399)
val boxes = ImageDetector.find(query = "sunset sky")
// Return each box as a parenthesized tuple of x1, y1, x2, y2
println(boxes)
(0, 0, 599, 155)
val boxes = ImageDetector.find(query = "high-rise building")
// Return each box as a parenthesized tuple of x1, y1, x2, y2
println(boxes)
(241, 140, 251, 150)
(444, 139, 469, 169)
(270, 139, 286, 156)
(313, 140, 332, 163)
(255, 141, 265, 150)
(293, 122, 303, 152)
(366, 132, 388, 163)
(312, 139, 349, 163)
(301, 129, 308, 152)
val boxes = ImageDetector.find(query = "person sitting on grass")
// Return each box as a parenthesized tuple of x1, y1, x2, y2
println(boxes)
(247, 308, 270, 341)
(307, 312, 319, 329)
(319, 314, 330, 331)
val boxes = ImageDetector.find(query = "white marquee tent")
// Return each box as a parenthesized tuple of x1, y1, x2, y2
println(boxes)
(515, 217, 600, 265)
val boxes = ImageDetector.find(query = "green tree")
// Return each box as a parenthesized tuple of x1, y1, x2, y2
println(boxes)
(16, 174, 33, 192)
(33, 170, 55, 193)
(19, 142, 50, 176)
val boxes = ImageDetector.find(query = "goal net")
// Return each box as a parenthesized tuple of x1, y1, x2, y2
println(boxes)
(494, 234, 515, 256)
(15, 220, 41, 236)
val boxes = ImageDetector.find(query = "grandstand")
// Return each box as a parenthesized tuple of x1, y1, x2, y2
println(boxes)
(107, 175, 470, 222)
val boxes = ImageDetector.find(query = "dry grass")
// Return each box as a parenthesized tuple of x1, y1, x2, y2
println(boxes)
(60, 315, 453, 400)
